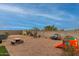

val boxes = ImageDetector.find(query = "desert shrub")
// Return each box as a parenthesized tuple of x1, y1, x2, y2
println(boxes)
(5, 32, 9, 35)
(32, 31, 37, 38)
(63, 46, 76, 56)
(26, 31, 32, 36)
(38, 35, 41, 38)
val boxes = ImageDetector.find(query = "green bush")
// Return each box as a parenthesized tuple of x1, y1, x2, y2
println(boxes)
(0, 46, 9, 56)
(44, 25, 58, 31)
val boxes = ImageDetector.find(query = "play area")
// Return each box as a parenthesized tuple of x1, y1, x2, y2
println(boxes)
(50, 34, 79, 56)
(54, 35, 78, 49)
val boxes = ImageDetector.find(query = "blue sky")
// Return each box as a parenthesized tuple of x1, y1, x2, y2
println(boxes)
(0, 3, 79, 30)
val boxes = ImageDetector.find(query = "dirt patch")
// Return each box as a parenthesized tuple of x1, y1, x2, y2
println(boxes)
(3, 35, 64, 56)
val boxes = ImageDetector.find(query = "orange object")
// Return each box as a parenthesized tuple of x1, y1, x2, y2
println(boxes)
(55, 43, 64, 48)
(69, 40, 78, 48)
(54, 36, 78, 49)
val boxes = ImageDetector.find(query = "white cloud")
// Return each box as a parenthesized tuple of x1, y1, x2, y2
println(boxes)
(0, 4, 77, 22)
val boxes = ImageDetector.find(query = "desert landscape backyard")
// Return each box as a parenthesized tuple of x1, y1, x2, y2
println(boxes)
(0, 31, 79, 56)
(0, 3, 79, 56)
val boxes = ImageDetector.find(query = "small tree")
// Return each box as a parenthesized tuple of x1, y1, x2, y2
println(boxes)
(44, 25, 58, 31)
(52, 25, 58, 31)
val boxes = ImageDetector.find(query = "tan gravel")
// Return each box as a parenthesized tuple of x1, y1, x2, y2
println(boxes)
(2, 35, 64, 56)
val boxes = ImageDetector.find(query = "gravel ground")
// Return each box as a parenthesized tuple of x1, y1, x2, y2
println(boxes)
(2, 31, 79, 56)
(2, 35, 64, 56)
